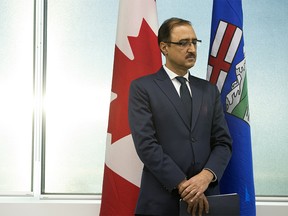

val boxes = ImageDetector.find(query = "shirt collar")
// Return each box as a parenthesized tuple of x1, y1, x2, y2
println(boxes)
(163, 64, 190, 81)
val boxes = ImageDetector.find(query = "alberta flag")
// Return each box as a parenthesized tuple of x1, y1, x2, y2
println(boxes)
(207, 0, 256, 215)
(100, 0, 162, 215)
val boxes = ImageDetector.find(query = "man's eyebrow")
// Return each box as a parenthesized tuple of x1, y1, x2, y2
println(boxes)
(179, 38, 198, 41)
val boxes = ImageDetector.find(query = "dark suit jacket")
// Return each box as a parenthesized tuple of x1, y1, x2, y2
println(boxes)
(128, 67, 232, 216)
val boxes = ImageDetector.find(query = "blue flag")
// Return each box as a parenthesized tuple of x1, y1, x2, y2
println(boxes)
(207, 0, 256, 215)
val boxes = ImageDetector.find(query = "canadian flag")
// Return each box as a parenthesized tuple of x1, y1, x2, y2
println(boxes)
(100, 0, 162, 215)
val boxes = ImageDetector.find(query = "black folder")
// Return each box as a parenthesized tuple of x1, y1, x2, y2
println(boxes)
(179, 193, 240, 216)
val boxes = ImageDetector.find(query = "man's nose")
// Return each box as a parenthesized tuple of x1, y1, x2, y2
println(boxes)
(187, 43, 196, 52)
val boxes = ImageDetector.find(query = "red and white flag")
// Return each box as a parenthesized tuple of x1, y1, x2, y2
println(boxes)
(100, 0, 162, 215)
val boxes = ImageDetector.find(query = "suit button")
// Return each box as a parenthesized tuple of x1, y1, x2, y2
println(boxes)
(191, 137, 196, 142)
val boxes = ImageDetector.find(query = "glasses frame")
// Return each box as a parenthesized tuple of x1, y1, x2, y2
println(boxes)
(163, 39, 202, 48)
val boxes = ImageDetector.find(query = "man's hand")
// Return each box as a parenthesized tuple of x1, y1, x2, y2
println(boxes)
(186, 193, 209, 216)
(178, 169, 214, 203)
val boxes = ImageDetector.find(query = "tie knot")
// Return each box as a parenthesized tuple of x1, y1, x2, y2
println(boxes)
(176, 76, 187, 85)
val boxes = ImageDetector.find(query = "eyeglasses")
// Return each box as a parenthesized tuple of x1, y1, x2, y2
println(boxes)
(164, 39, 202, 48)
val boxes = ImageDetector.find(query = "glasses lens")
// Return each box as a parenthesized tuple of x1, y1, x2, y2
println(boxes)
(181, 41, 190, 47)
(182, 40, 201, 47)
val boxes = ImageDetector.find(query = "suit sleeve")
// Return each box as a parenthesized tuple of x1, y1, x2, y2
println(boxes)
(204, 85, 232, 182)
(128, 80, 186, 192)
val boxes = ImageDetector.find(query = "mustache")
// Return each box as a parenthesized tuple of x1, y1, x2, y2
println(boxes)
(185, 53, 196, 59)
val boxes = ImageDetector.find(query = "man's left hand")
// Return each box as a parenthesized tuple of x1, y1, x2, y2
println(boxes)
(186, 193, 209, 216)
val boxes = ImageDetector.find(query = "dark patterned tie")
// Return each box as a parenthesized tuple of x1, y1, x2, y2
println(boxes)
(176, 76, 192, 125)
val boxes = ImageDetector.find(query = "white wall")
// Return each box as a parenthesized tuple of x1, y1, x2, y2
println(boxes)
(0, 200, 288, 216)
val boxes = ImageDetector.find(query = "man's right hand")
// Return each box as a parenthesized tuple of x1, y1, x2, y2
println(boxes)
(178, 170, 213, 203)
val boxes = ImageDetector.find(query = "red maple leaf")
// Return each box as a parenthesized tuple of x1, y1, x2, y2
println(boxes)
(108, 19, 162, 144)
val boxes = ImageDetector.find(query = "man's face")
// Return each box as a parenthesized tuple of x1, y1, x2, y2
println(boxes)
(162, 24, 198, 75)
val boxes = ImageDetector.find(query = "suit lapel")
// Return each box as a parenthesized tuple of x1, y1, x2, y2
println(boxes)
(189, 75, 203, 132)
(154, 68, 191, 129)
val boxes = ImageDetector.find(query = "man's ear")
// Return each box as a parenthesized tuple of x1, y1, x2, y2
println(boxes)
(159, 42, 168, 55)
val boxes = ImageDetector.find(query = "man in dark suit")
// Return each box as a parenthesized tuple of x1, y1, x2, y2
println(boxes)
(128, 17, 232, 216)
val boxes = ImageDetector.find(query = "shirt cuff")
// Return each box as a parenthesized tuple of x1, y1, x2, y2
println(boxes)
(204, 168, 217, 182)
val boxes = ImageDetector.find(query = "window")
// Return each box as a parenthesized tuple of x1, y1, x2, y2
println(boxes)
(43, 0, 118, 195)
(0, 0, 34, 194)
(0, 0, 117, 197)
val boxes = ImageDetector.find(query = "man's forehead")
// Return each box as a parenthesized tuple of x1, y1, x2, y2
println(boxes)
(170, 25, 197, 39)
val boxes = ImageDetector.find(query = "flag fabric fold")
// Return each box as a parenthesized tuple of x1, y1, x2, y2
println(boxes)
(100, 0, 162, 215)
(207, 0, 256, 215)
